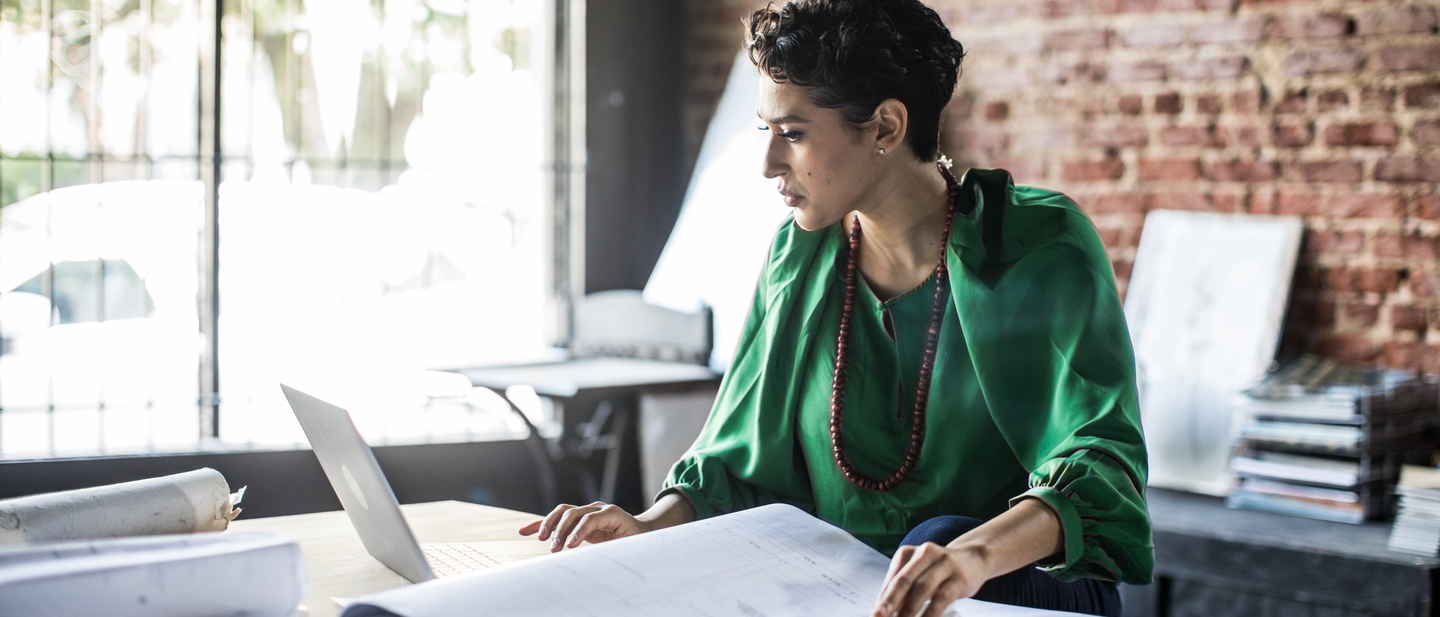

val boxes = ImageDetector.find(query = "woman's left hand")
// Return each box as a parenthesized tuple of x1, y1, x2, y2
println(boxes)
(871, 542, 988, 617)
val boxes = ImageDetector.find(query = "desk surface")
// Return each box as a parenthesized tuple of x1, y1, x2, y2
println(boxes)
(228, 501, 547, 617)
(451, 357, 720, 397)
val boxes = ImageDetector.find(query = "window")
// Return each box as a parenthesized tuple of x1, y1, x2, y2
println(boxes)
(0, 0, 580, 457)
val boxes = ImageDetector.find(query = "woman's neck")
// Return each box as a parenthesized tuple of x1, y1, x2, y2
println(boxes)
(849, 159, 952, 301)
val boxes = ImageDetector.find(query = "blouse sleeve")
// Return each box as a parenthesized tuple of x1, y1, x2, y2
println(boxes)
(661, 220, 827, 517)
(947, 178, 1153, 584)
(1012, 449, 1152, 582)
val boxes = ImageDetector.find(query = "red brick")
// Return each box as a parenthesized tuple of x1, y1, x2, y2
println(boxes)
(1316, 89, 1348, 112)
(1154, 93, 1183, 114)
(1040, 62, 1106, 85)
(993, 157, 1046, 182)
(1361, 87, 1394, 111)
(1270, 13, 1352, 39)
(1190, 19, 1267, 44)
(1139, 158, 1201, 180)
(1106, 62, 1168, 82)
(1249, 189, 1277, 214)
(1033, 0, 1086, 18)
(1286, 48, 1363, 75)
(1063, 159, 1126, 181)
(1157, 192, 1212, 211)
(1322, 122, 1398, 147)
(1091, 193, 1149, 213)
(1406, 235, 1440, 260)
(1391, 305, 1429, 333)
(1205, 160, 1277, 182)
(1411, 271, 1440, 296)
(1320, 335, 1377, 362)
(964, 129, 1010, 152)
(1217, 125, 1263, 147)
(1382, 342, 1430, 374)
(1090, 0, 1159, 14)
(1048, 29, 1111, 51)
(1284, 160, 1363, 183)
(1374, 232, 1405, 258)
(1404, 83, 1440, 109)
(1163, 0, 1235, 10)
(980, 33, 1044, 57)
(1374, 45, 1440, 72)
(1232, 91, 1261, 114)
(1112, 259, 1134, 281)
(1120, 25, 1185, 48)
(1213, 193, 1243, 212)
(984, 101, 1010, 121)
(1305, 229, 1363, 254)
(1278, 191, 1321, 216)
(1356, 6, 1438, 36)
(1276, 92, 1308, 114)
(1376, 157, 1440, 183)
(1096, 226, 1124, 246)
(1162, 126, 1218, 146)
(1174, 56, 1248, 80)
(1083, 126, 1149, 147)
(1118, 95, 1144, 115)
(1414, 121, 1440, 146)
(1421, 194, 1440, 220)
(1346, 303, 1380, 325)
(964, 3, 1025, 24)
(1272, 122, 1314, 147)
(1328, 267, 1403, 293)
(1196, 95, 1223, 114)
(1328, 193, 1404, 218)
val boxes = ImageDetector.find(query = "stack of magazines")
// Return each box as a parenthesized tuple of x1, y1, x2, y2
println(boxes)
(1227, 355, 1439, 523)
(1389, 465, 1440, 555)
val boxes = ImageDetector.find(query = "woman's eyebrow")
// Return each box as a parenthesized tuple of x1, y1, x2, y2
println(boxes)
(758, 114, 811, 125)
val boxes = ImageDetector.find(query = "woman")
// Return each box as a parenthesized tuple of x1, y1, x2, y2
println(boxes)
(519, 1, 1152, 616)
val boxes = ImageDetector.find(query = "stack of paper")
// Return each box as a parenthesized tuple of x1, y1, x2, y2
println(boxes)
(1226, 356, 1439, 524)
(1389, 466, 1440, 556)
(338, 504, 1082, 617)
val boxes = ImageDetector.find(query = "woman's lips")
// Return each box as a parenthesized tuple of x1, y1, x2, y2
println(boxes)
(780, 192, 803, 207)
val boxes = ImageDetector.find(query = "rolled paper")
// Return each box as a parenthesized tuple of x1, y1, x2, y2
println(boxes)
(0, 468, 243, 545)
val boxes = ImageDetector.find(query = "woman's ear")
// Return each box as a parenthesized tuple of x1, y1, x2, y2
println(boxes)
(872, 98, 909, 155)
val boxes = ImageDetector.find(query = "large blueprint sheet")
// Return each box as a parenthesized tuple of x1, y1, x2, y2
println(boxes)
(339, 503, 1079, 617)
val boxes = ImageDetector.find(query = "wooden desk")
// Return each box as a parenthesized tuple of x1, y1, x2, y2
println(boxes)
(227, 501, 549, 617)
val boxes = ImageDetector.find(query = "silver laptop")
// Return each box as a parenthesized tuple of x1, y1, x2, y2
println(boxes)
(281, 383, 521, 582)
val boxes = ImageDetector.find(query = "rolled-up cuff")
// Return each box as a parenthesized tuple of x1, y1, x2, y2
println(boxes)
(1012, 486, 1082, 571)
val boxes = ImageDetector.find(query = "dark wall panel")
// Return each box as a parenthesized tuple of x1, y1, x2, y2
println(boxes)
(585, 0, 691, 293)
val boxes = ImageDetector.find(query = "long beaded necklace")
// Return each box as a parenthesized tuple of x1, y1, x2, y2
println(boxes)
(829, 162, 961, 492)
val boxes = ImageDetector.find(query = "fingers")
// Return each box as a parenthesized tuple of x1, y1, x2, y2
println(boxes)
(898, 565, 951, 617)
(548, 504, 598, 552)
(874, 543, 948, 617)
(919, 581, 966, 617)
(566, 504, 620, 548)
(517, 519, 543, 536)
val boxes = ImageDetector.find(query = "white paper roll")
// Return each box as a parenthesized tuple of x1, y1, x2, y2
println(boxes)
(0, 468, 241, 545)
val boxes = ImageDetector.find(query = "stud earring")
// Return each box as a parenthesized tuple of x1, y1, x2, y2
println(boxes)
(878, 148, 886, 155)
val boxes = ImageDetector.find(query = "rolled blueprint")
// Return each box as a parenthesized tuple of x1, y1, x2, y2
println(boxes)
(0, 468, 244, 545)
(0, 531, 308, 617)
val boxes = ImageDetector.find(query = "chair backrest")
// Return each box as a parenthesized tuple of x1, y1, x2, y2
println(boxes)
(572, 290, 712, 365)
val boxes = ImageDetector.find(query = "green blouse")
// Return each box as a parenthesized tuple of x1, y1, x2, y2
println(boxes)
(662, 169, 1153, 583)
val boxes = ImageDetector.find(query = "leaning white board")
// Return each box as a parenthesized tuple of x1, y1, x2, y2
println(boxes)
(1123, 210, 1303, 495)
(645, 50, 792, 372)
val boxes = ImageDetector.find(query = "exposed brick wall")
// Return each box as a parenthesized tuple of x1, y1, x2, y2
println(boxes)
(687, 0, 1440, 375)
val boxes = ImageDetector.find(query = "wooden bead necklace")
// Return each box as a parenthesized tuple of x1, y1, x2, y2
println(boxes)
(829, 162, 960, 492)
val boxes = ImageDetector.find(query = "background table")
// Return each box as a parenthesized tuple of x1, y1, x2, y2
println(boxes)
(228, 501, 550, 617)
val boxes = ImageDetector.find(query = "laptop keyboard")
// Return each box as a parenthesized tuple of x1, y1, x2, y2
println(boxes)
(423, 543, 503, 577)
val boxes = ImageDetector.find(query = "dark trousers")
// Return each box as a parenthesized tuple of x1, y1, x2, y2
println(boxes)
(898, 515, 1121, 617)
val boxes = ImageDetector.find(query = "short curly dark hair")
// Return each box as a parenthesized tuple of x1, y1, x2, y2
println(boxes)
(746, 0, 965, 161)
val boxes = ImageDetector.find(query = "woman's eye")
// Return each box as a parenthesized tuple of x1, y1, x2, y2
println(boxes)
(777, 131, 801, 143)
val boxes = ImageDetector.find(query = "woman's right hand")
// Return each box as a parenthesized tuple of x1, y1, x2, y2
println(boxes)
(518, 501, 649, 553)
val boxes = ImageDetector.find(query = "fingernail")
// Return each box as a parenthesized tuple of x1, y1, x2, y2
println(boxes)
(538, 525, 548, 538)
(568, 533, 579, 547)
